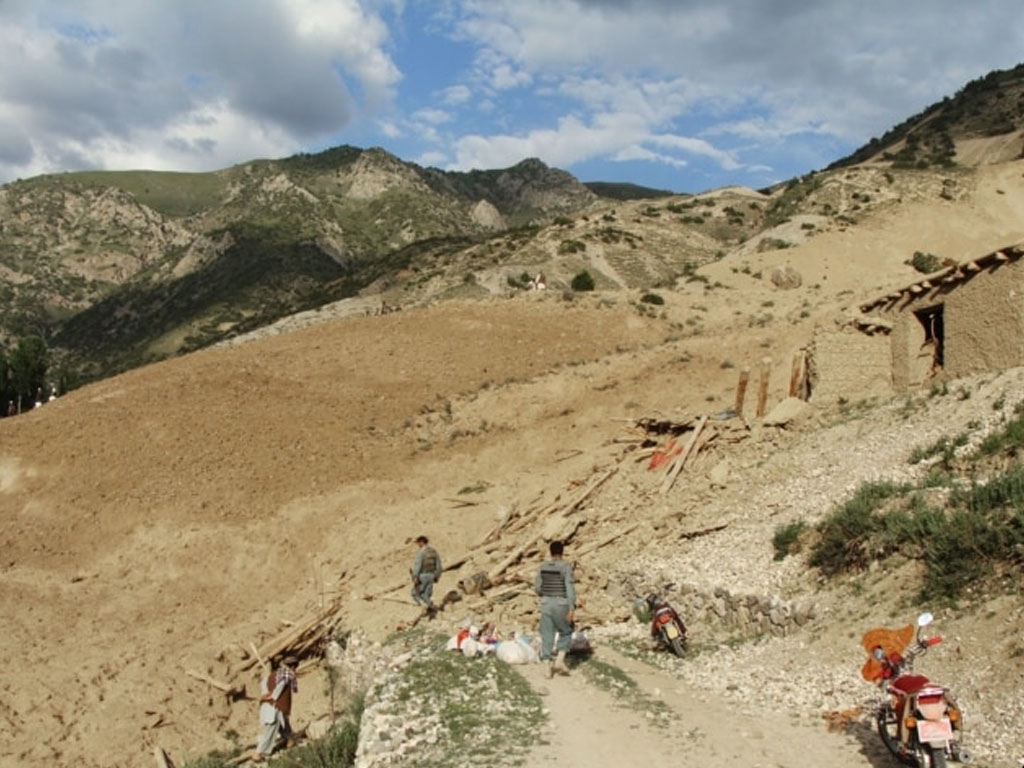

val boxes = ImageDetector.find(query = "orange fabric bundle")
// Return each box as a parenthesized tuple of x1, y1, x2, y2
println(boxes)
(859, 624, 914, 681)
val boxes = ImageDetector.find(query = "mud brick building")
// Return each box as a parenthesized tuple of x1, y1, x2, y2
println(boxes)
(810, 241, 1024, 401)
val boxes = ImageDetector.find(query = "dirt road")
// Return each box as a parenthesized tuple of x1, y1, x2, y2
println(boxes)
(519, 646, 890, 768)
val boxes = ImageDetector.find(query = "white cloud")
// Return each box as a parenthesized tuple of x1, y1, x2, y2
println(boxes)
(612, 144, 688, 169)
(3, 0, 1024, 189)
(412, 108, 452, 125)
(434, 0, 1024, 182)
(441, 85, 472, 105)
(415, 150, 447, 168)
(0, 0, 402, 181)
(490, 63, 531, 90)
(377, 119, 402, 139)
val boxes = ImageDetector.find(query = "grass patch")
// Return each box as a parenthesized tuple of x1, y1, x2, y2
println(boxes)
(577, 657, 672, 727)
(907, 432, 969, 467)
(372, 639, 545, 767)
(976, 401, 1024, 457)
(274, 705, 362, 768)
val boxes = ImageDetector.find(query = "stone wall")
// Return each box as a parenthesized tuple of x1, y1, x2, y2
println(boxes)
(671, 583, 820, 638)
(808, 324, 892, 404)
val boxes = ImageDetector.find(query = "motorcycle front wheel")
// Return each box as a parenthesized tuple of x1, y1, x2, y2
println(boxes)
(876, 704, 915, 765)
(669, 636, 686, 658)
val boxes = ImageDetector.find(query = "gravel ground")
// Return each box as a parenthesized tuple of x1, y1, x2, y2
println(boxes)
(605, 367, 1024, 767)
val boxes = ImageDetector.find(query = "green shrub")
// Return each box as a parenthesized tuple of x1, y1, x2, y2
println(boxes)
(772, 520, 808, 560)
(909, 251, 943, 273)
(806, 465, 1024, 601)
(639, 292, 664, 305)
(571, 270, 595, 292)
(976, 404, 1024, 456)
(808, 480, 910, 575)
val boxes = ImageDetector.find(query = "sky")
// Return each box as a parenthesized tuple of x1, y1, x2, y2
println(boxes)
(0, 1, 1022, 194)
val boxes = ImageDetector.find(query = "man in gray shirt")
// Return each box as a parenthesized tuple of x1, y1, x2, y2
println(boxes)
(534, 539, 576, 677)
(411, 535, 442, 614)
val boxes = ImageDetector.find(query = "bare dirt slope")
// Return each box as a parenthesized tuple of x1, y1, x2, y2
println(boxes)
(3, 160, 1024, 768)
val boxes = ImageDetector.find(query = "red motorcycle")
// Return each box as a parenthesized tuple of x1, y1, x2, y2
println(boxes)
(645, 593, 688, 657)
(861, 612, 970, 767)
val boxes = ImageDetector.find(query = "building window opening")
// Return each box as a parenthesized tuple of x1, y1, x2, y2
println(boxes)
(914, 304, 944, 370)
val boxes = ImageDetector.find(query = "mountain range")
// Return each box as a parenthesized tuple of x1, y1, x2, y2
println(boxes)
(1, 61, 1023, 388)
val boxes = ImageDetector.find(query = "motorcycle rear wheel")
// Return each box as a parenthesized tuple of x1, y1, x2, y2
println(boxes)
(917, 744, 947, 768)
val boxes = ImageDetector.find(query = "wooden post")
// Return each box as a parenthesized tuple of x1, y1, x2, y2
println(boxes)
(734, 367, 750, 416)
(756, 357, 771, 418)
(788, 351, 806, 399)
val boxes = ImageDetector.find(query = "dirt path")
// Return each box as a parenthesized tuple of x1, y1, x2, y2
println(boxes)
(520, 647, 888, 768)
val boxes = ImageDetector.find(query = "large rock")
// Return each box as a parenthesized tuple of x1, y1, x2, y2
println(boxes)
(769, 265, 803, 289)
(763, 396, 810, 426)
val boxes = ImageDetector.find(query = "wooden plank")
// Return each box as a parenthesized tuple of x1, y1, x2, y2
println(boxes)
(678, 522, 728, 540)
(154, 746, 174, 768)
(659, 415, 709, 494)
(488, 536, 543, 582)
(249, 642, 269, 674)
(233, 601, 338, 675)
(186, 669, 240, 695)
(575, 521, 642, 557)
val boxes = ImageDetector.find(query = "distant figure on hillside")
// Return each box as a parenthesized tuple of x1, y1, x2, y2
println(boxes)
(252, 655, 299, 762)
(33, 387, 42, 409)
(410, 535, 443, 615)
(5, 401, 14, 417)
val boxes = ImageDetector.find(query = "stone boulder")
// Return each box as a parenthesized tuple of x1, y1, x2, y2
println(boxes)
(769, 265, 803, 289)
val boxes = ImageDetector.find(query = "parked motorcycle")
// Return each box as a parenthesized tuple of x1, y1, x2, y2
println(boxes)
(861, 612, 970, 767)
(645, 593, 688, 657)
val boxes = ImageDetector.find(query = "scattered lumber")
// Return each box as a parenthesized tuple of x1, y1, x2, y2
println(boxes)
(575, 522, 641, 557)
(678, 522, 728, 540)
(249, 642, 269, 673)
(660, 415, 709, 494)
(487, 536, 543, 582)
(186, 669, 243, 698)
(232, 599, 342, 677)
(154, 746, 175, 768)
(444, 497, 483, 508)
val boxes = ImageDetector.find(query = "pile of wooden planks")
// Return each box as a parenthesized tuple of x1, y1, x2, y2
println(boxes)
(623, 413, 748, 493)
(232, 599, 347, 678)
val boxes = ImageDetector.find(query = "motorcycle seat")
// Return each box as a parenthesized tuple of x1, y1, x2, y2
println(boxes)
(890, 674, 931, 695)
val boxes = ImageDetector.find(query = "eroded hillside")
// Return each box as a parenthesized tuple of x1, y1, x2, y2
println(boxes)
(3, 159, 1024, 767)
